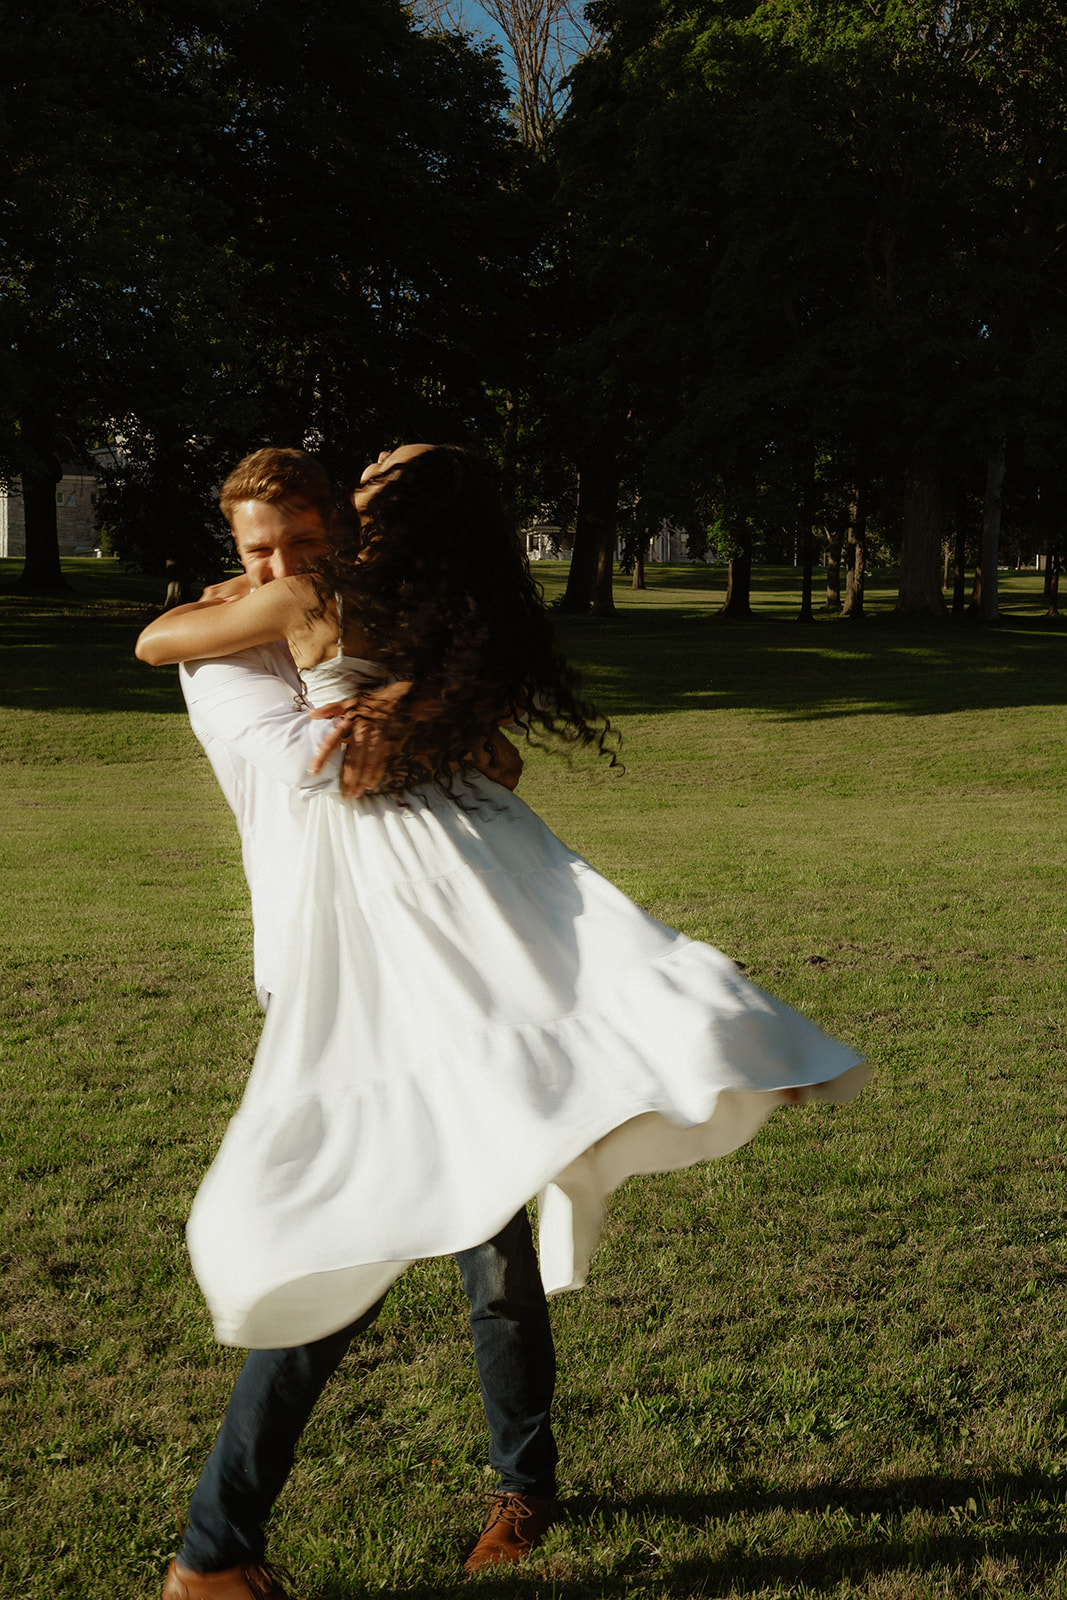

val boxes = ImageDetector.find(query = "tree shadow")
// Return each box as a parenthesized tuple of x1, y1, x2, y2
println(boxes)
(2, 581, 1065, 723)
(572, 1461, 1066, 1528)
(0, 608, 185, 715)
(312, 1467, 1067, 1598)
(555, 608, 1067, 721)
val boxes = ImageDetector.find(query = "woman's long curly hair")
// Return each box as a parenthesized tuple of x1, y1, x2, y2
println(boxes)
(313, 445, 615, 792)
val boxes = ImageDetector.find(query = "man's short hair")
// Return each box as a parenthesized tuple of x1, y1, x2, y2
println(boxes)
(219, 447, 334, 528)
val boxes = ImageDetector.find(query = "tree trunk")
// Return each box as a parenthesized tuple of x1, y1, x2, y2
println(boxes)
(719, 523, 753, 617)
(967, 561, 982, 615)
(500, 392, 519, 524)
(951, 483, 968, 616)
(163, 556, 187, 609)
(797, 526, 814, 621)
(560, 444, 618, 614)
(17, 407, 67, 592)
(842, 484, 867, 620)
(979, 443, 1006, 622)
(559, 478, 597, 614)
(1046, 547, 1061, 617)
(589, 473, 619, 618)
(824, 521, 843, 612)
(895, 454, 946, 616)
(796, 451, 816, 622)
(1036, 481, 1063, 613)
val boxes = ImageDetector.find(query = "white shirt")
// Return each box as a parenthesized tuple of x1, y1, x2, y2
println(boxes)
(179, 643, 342, 1005)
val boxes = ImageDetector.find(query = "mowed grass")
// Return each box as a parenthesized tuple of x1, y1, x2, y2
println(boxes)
(1, 556, 1065, 1599)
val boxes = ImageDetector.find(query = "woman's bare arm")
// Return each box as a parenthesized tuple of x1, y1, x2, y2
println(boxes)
(135, 576, 316, 666)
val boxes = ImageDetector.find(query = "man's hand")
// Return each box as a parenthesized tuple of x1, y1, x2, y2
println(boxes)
(199, 573, 253, 605)
(308, 681, 415, 798)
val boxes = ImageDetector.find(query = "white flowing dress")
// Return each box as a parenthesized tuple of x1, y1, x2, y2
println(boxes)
(188, 654, 867, 1348)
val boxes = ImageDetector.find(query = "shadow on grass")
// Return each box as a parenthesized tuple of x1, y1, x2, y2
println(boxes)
(317, 1469, 1067, 1598)
(0, 611, 185, 714)
(0, 566, 186, 715)
(2, 561, 1065, 723)
(554, 608, 1067, 722)
(0, 558, 203, 717)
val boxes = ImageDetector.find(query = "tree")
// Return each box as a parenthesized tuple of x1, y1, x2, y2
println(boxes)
(413, 0, 601, 151)
(212, 0, 521, 450)
(554, 0, 867, 620)
(412, 0, 621, 619)
(549, 0, 1067, 622)
(841, 484, 868, 620)
(2, 0, 527, 592)
(0, 1, 239, 589)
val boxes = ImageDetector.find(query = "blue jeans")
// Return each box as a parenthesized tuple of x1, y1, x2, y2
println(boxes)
(178, 1209, 557, 1572)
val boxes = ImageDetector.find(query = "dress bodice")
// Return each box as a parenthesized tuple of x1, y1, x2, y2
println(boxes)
(300, 653, 390, 709)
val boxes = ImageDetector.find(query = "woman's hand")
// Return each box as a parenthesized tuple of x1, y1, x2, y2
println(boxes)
(308, 681, 415, 797)
(308, 688, 524, 798)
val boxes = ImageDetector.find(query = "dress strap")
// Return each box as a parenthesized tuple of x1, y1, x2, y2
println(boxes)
(334, 591, 344, 658)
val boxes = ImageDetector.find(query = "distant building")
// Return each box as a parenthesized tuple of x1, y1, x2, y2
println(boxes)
(524, 520, 698, 562)
(0, 465, 100, 558)
(525, 523, 573, 560)
(648, 523, 694, 562)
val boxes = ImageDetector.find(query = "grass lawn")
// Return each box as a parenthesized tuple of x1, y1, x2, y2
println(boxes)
(1, 557, 1065, 1599)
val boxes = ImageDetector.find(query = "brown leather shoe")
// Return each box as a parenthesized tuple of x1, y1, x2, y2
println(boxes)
(463, 1492, 555, 1574)
(162, 1557, 294, 1600)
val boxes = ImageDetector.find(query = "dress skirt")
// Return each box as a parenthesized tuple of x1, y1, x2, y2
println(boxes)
(188, 779, 866, 1347)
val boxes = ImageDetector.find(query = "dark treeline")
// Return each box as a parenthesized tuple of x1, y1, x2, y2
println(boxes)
(4, 0, 1066, 617)
(1, 0, 523, 590)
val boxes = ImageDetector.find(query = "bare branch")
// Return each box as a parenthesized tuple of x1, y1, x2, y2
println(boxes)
(410, 0, 471, 32)
(410, 0, 603, 149)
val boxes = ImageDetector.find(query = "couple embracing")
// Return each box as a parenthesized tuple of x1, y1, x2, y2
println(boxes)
(137, 442, 865, 1599)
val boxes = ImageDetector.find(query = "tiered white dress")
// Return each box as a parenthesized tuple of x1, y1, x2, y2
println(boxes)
(188, 655, 867, 1348)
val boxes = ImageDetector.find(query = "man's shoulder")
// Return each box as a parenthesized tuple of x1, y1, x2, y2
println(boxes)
(180, 640, 298, 692)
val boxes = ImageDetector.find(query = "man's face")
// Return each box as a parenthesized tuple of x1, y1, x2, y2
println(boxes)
(351, 442, 433, 516)
(230, 498, 331, 585)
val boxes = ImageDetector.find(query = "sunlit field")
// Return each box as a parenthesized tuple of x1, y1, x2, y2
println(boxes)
(1, 558, 1065, 1598)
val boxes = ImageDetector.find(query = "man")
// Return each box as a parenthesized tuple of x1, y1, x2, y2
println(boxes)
(159, 447, 557, 1600)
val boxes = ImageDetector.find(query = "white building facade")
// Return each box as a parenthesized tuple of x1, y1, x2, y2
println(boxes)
(0, 467, 99, 558)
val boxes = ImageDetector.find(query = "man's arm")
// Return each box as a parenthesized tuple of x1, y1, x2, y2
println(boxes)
(180, 650, 343, 794)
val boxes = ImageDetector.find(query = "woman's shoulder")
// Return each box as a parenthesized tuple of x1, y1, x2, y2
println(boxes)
(249, 573, 325, 633)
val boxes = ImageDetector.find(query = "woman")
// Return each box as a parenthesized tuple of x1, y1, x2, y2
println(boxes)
(137, 443, 866, 1351)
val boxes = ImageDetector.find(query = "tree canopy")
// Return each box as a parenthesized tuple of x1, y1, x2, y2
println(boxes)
(2, 0, 524, 588)
(6, 0, 1067, 613)
(548, 0, 1067, 615)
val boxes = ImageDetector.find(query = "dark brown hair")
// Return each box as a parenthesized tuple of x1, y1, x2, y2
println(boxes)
(317, 446, 615, 791)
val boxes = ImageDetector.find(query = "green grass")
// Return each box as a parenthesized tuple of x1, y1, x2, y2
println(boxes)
(1, 558, 1066, 1598)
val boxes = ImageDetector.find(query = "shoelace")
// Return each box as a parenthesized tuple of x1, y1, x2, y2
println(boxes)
(485, 1494, 536, 1536)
